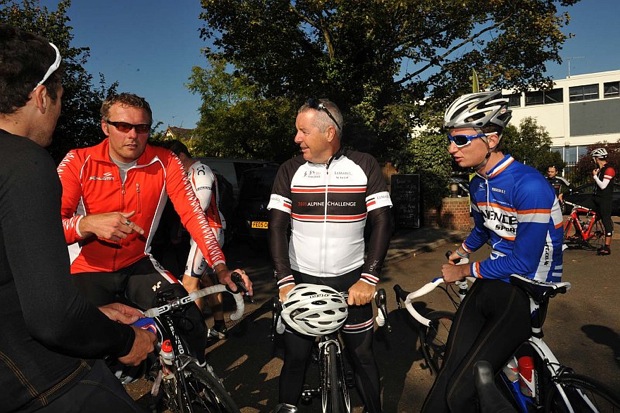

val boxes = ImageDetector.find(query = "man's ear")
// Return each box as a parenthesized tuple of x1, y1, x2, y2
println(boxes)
(101, 118, 110, 136)
(326, 125, 337, 143)
(31, 85, 48, 113)
(487, 132, 501, 151)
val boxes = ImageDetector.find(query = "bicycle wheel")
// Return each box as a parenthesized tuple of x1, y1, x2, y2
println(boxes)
(419, 310, 454, 376)
(544, 373, 620, 412)
(163, 357, 240, 413)
(586, 219, 605, 251)
(321, 342, 350, 413)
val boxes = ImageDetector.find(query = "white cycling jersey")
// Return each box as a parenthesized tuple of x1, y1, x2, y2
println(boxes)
(185, 161, 225, 277)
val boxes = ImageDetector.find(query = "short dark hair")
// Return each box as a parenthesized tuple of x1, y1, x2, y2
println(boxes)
(0, 24, 63, 114)
(165, 140, 191, 158)
(100, 92, 153, 123)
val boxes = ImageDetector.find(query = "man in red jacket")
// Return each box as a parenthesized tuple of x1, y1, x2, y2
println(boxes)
(57, 93, 252, 362)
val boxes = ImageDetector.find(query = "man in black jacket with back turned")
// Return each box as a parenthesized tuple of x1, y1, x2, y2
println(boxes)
(0, 24, 155, 412)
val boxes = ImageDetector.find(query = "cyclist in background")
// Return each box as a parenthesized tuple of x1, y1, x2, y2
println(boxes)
(57, 93, 252, 364)
(165, 139, 230, 340)
(0, 24, 154, 412)
(268, 98, 393, 413)
(421, 91, 564, 413)
(582, 148, 616, 255)
(546, 164, 571, 204)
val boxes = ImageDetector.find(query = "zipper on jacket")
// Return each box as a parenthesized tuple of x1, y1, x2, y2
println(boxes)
(320, 164, 329, 275)
(136, 183, 142, 213)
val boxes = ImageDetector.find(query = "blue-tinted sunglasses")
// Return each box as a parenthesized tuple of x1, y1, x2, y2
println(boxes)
(447, 132, 491, 148)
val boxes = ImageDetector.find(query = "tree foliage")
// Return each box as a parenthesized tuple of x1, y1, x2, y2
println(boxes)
(1, 0, 115, 162)
(186, 57, 298, 162)
(501, 116, 564, 172)
(398, 131, 453, 209)
(571, 142, 620, 187)
(197, 0, 580, 163)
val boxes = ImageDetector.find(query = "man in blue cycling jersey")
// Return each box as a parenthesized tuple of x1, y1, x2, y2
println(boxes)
(421, 91, 564, 413)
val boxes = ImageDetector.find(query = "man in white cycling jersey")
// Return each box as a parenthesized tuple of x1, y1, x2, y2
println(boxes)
(165, 140, 230, 339)
(269, 98, 393, 413)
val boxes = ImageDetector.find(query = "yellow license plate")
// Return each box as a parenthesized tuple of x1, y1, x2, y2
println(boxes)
(251, 221, 269, 229)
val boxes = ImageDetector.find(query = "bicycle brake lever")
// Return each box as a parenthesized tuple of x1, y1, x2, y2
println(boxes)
(228, 271, 254, 303)
(375, 289, 392, 333)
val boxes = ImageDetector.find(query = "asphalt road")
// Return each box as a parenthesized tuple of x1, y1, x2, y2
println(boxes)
(195, 238, 620, 413)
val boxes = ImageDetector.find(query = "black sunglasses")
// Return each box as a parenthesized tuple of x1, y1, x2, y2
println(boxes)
(307, 98, 341, 130)
(106, 119, 151, 134)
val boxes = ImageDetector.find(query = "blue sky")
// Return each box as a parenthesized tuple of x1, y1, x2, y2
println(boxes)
(39, 0, 620, 131)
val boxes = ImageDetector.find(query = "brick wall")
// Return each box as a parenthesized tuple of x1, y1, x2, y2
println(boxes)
(438, 197, 472, 231)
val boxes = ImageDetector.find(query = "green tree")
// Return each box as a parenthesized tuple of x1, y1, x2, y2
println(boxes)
(398, 131, 453, 210)
(1, 0, 114, 162)
(501, 117, 564, 172)
(197, 0, 579, 162)
(186, 57, 298, 161)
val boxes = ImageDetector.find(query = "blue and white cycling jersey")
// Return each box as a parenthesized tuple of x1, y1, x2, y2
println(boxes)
(463, 155, 563, 283)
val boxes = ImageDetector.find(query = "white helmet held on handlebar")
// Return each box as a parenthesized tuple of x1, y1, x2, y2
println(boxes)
(281, 284, 348, 337)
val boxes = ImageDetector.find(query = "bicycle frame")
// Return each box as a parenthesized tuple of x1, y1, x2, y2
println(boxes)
(272, 289, 390, 413)
(140, 281, 245, 412)
(394, 274, 601, 413)
(563, 201, 605, 250)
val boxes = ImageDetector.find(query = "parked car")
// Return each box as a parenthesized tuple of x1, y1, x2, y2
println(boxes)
(231, 165, 279, 250)
(563, 182, 620, 216)
(197, 157, 278, 201)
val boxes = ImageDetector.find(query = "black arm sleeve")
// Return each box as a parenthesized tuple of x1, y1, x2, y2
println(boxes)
(2, 140, 134, 359)
(362, 206, 394, 279)
(269, 208, 292, 283)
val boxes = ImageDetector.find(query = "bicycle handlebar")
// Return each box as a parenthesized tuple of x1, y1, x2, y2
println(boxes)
(564, 200, 593, 212)
(143, 273, 246, 321)
(403, 277, 476, 326)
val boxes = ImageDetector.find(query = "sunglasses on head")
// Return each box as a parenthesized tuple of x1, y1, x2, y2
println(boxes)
(34, 42, 62, 91)
(105, 119, 151, 134)
(306, 98, 341, 130)
(447, 132, 492, 148)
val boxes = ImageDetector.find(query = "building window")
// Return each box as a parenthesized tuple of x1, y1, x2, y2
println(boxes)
(524, 88, 563, 106)
(552, 145, 590, 177)
(505, 93, 521, 107)
(569, 84, 599, 101)
(604, 81, 620, 98)
(525, 91, 543, 106)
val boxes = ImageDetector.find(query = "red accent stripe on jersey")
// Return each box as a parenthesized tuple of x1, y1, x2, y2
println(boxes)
(292, 213, 367, 222)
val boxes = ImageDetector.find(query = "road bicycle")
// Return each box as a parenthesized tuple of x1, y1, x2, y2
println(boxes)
(562, 200, 605, 250)
(271, 289, 391, 413)
(131, 274, 247, 413)
(394, 270, 620, 412)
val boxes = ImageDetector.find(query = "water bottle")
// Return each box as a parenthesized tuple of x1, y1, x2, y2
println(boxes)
(518, 355, 536, 398)
(160, 339, 174, 366)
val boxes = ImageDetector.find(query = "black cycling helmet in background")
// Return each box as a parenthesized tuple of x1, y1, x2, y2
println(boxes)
(444, 90, 512, 131)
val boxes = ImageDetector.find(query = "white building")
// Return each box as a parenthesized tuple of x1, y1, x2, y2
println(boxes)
(505, 70, 620, 174)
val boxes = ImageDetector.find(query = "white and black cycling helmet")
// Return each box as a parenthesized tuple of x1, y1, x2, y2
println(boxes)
(281, 284, 348, 337)
(591, 147, 608, 159)
(444, 90, 512, 130)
